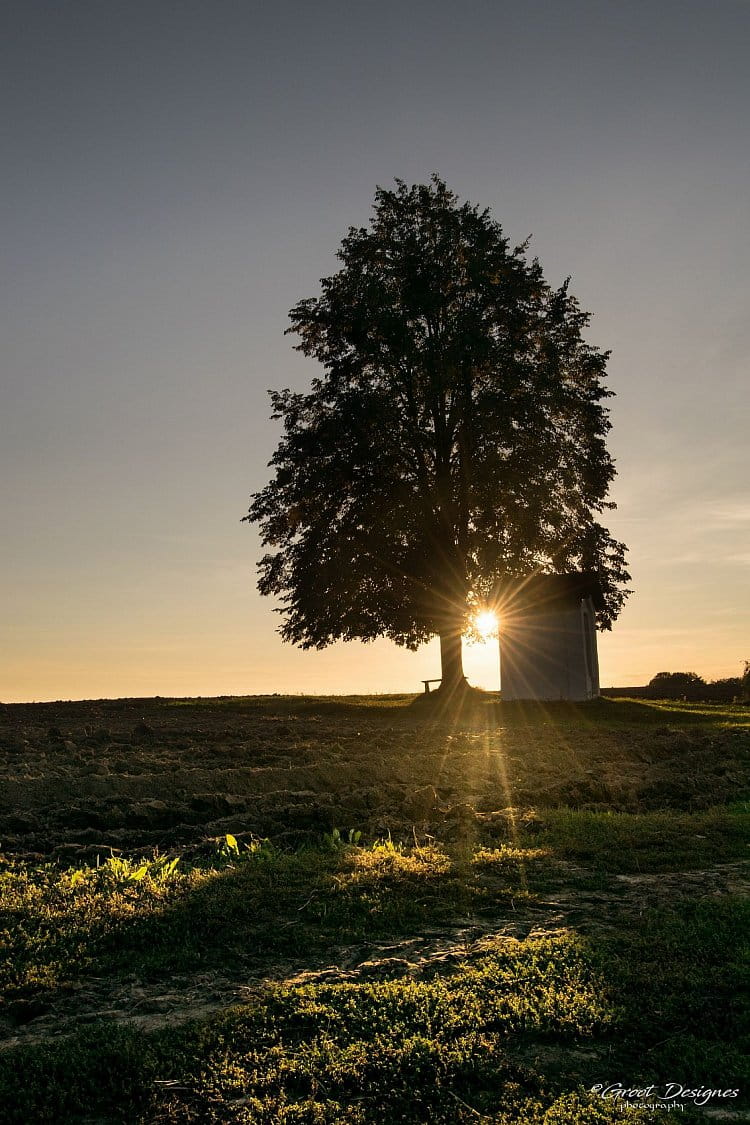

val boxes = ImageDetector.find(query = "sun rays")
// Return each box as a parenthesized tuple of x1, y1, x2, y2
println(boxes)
(470, 610, 499, 641)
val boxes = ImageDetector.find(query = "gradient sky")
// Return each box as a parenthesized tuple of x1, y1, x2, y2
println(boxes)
(2, 0, 748, 701)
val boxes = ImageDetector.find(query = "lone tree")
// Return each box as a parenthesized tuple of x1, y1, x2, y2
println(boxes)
(246, 177, 630, 692)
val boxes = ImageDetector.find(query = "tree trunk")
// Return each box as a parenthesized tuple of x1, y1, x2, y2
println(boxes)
(439, 627, 466, 692)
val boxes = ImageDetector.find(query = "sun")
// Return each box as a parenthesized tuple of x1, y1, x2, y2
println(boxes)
(472, 610, 499, 640)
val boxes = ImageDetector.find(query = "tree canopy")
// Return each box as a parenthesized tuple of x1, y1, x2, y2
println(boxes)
(246, 176, 630, 687)
(646, 671, 707, 700)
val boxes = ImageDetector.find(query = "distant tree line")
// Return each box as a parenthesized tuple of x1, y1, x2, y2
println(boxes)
(643, 667, 750, 702)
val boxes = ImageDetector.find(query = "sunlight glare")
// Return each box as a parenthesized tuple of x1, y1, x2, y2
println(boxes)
(473, 610, 499, 640)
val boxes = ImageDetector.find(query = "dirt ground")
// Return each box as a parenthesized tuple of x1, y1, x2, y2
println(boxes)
(0, 694, 747, 856)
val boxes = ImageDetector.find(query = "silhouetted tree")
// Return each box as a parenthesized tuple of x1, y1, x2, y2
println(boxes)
(647, 671, 706, 700)
(246, 177, 630, 692)
(707, 677, 742, 702)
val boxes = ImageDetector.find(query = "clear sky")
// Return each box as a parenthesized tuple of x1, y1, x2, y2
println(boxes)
(2, 0, 748, 701)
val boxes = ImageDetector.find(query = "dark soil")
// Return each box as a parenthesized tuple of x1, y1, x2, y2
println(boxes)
(0, 695, 747, 856)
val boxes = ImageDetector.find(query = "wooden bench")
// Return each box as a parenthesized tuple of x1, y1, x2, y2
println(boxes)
(421, 679, 442, 694)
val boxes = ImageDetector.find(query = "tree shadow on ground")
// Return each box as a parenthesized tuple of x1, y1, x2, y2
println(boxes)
(4, 801, 749, 1025)
(2, 891, 748, 1124)
(1, 841, 547, 1019)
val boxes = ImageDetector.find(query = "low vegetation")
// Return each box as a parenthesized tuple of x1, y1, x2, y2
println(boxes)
(0, 695, 748, 1121)
(641, 668, 750, 703)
